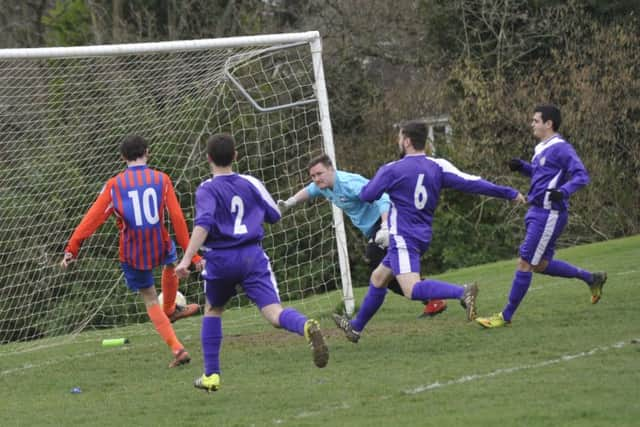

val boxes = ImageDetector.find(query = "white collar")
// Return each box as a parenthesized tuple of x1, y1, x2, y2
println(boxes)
(532, 134, 565, 161)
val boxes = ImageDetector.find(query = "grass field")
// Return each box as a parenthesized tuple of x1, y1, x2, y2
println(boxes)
(2, 235, 639, 426)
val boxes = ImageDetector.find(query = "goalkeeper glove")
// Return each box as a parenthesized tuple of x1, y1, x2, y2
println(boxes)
(508, 158, 522, 172)
(374, 224, 390, 248)
(546, 188, 565, 202)
(277, 197, 298, 214)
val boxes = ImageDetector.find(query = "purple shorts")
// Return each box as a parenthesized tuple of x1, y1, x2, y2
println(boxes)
(202, 244, 281, 309)
(382, 235, 430, 275)
(519, 206, 568, 265)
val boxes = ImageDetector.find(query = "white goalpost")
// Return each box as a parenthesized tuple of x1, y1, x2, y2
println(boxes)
(0, 31, 354, 352)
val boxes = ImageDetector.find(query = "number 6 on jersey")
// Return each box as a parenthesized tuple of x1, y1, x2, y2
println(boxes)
(414, 173, 428, 209)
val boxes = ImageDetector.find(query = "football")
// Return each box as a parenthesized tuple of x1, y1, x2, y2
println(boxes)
(158, 291, 187, 307)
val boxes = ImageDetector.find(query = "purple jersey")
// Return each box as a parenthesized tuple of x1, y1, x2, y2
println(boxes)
(513, 134, 589, 211)
(360, 154, 518, 244)
(194, 173, 281, 249)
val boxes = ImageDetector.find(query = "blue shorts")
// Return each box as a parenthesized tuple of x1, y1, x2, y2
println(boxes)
(382, 235, 430, 275)
(121, 240, 177, 292)
(519, 207, 568, 265)
(201, 244, 281, 309)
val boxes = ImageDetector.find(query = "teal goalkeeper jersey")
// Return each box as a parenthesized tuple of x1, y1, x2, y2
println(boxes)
(306, 170, 391, 238)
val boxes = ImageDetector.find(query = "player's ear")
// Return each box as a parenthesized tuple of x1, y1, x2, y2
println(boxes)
(233, 150, 238, 161)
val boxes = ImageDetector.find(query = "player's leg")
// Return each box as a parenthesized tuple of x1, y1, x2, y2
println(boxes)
(244, 246, 328, 368)
(478, 208, 550, 328)
(538, 261, 606, 301)
(366, 239, 447, 317)
(531, 215, 607, 303)
(195, 249, 240, 390)
(195, 300, 224, 392)
(390, 236, 472, 320)
(160, 240, 199, 322)
(366, 241, 402, 295)
(332, 251, 395, 343)
(403, 275, 477, 321)
(125, 264, 190, 367)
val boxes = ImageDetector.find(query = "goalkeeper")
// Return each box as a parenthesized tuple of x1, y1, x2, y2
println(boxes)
(60, 135, 202, 368)
(278, 153, 447, 317)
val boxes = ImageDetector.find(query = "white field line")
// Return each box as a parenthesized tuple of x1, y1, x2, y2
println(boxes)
(278, 338, 638, 425)
(405, 339, 635, 394)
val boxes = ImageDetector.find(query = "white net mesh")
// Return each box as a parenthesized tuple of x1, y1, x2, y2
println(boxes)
(0, 35, 345, 352)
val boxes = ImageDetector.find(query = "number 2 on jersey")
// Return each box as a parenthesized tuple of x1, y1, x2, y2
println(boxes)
(414, 173, 428, 209)
(231, 195, 248, 235)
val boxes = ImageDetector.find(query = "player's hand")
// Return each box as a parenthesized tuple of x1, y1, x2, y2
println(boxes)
(277, 197, 297, 214)
(60, 252, 75, 269)
(546, 188, 565, 202)
(194, 259, 205, 273)
(374, 225, 390, 248)
(508, 158, 522, 172)
(175, 259, 191, 279)
(512, 192, 527, 205)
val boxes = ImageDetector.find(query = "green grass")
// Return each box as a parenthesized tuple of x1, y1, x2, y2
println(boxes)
(2, 235, 639, 426)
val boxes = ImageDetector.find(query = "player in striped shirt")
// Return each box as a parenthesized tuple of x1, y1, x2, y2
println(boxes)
(476, 105, 607, 328)
(277, 153, 448, 317)
(175, 133, 329, 393)
(332, 120, 525, 343)
(60, 135, 202, 367)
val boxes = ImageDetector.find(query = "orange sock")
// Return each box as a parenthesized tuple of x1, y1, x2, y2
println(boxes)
(161, 266, 179, 315)
(147, 303, 183, 352)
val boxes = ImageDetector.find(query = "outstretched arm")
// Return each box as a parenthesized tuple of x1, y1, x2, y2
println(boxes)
(278, 188, 311, 213)
(360, 166, 392, 203)
(61, 181, 114, 267)
(437, 158, 520, 200)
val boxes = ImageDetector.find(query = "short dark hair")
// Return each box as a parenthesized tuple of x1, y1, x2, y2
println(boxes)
(399, 120, 427, 150)
(207, 133, 235, 166)
(534, 104, 562, 131)
(120, 135, 148, 161)
(307, 153, 333, 170)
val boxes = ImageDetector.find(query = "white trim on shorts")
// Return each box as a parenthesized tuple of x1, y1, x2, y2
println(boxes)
(393, 234, 412, 274)
(532, 210, 558, 265)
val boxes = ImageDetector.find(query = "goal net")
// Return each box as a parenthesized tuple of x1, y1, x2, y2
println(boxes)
(0, 32, 353, 353)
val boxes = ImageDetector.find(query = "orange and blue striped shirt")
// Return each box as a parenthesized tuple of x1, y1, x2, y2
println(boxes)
(65, 165, 200, 270)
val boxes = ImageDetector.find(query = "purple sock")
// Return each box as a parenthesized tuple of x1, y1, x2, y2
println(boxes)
(502, 271, 533, 321)
(541, 259, 592, 284)
(201, 316, 222, 376)
(411, 279, 464, 300)
(351, 283, 387, 332)
(278, 307, 307, 336)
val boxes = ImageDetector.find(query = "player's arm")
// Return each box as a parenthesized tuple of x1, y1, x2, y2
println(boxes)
(278, 187, 311, 213)
(359, 166, 391, 203)
(509, 158, 533, 177)
(558, 147, 590, 196)
(547, 146, 590, 202)
(61, 180, 114, 267)
(175, 226, 208, 279)
(164, 177, 202, 265)
(260, 185, 282, 224)
(437, 158, 521, 201)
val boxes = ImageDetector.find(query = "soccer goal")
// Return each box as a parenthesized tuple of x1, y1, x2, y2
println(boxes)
(0, 31, 354, 352)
